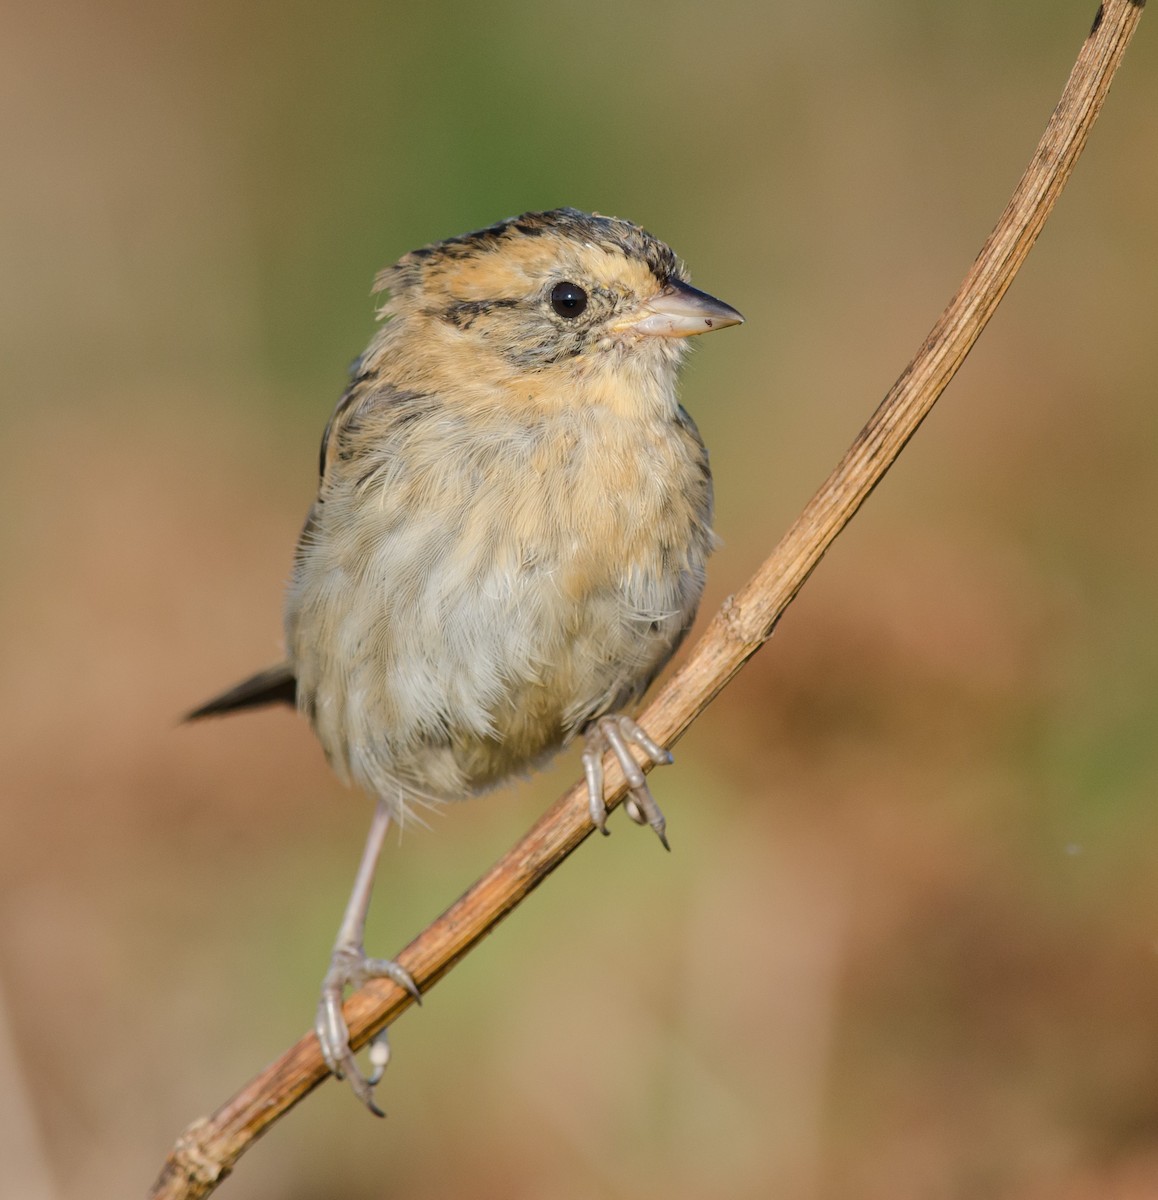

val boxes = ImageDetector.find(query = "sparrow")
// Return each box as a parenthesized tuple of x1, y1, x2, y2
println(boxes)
(188, 207, 743, 1113)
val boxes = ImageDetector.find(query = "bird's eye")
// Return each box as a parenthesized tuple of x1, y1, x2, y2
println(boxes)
(550, 281, 588, 318)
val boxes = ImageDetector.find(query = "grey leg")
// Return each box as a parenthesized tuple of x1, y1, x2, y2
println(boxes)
(314, 799, 421, 1116)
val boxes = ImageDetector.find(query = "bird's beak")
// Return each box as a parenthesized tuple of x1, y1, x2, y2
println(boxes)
(618, 279, 744, 339)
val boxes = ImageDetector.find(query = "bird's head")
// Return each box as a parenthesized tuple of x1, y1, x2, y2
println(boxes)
(368, 208, 742, 413)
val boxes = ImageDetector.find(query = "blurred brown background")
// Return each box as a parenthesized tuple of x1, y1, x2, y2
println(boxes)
(3, 2, 1158, 1198)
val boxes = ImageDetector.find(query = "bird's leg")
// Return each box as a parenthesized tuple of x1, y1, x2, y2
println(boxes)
(315, 798, 421, 1116)
(581, 714, 674, 849)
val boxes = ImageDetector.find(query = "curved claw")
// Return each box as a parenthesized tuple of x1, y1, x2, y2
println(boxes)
(581, 714, 673, 847)
(361, 956, 424, 1004)
(314, 943, 420, 1117)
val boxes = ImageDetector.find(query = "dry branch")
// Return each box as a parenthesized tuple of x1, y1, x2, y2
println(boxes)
(150, 4, 1146, 1196)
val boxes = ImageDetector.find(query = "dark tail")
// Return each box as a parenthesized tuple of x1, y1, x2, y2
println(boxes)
(185, 663, 297, 720)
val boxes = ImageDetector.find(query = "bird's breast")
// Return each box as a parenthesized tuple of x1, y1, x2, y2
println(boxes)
(287, 400, 713, 809)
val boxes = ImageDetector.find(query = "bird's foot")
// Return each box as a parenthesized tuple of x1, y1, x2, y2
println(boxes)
(582, 714, 673, 849)
(315, 941, 421, 1116)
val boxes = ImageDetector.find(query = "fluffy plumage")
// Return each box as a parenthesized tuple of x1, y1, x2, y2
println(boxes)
(189, 208, 742, 1109)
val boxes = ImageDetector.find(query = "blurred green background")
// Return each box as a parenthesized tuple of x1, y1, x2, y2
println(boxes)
(3, 2, 1158, 1197)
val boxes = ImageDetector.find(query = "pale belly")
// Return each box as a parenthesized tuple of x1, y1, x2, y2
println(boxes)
(291, 524, 704, 812)
(286, 405, 712, 817)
